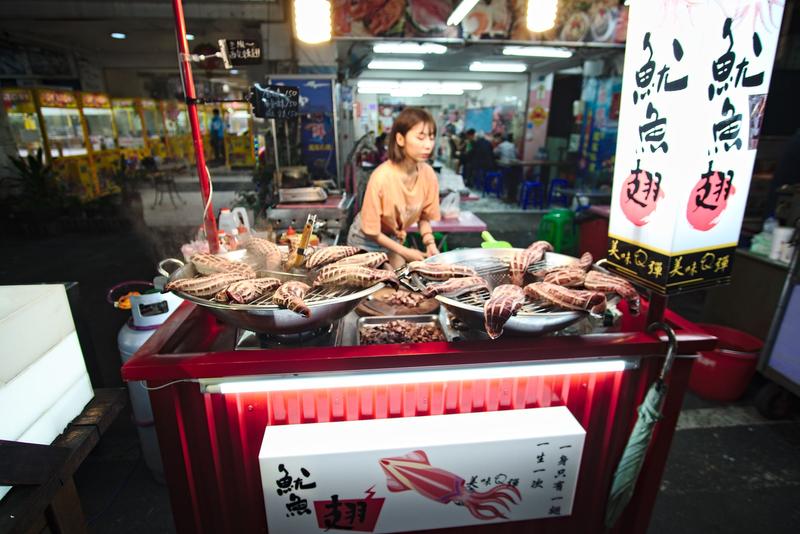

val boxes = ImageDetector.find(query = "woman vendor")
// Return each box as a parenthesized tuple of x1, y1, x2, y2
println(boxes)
(347, 107, 441, 268)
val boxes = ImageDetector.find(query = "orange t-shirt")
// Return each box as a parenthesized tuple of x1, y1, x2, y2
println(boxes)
(360, 161, 441, 238)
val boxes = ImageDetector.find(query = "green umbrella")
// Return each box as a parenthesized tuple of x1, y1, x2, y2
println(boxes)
(605, 322, 678, 529)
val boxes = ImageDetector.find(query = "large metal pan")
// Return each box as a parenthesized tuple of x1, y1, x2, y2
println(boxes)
(159, 251, 383, 335)
(411, 248, 590, 337)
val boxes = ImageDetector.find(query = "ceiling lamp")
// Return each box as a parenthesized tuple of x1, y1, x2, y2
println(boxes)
(527, 0, 558, 32)
(373, 42, 447, 55)
(186, 33, 195, 41)
(503, 45, 572, 58)
(447, 0, 480, 26)
(367, 59, 425, 70)
(294, 0, 332, 44)
(469, 61, 527, 73)
(110, 32, 127, 39)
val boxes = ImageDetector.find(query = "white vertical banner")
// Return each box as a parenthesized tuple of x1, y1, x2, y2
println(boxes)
(607, 0, 785, 294)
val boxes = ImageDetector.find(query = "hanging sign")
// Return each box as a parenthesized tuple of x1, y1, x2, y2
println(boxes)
(607, 0, 785, 294)
(249, 84, 300, 120)
(219, 39, 262, 68)
(259, 407, 585, 533)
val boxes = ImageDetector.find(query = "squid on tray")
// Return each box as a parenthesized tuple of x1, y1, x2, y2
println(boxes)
(483, 284, 527, 339)
(508, 241, 553, 286)
(380, 450, 521, 521)
(272, 281, 311, 317)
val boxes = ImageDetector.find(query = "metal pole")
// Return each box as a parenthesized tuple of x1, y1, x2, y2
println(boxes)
(171, 0, 218, 253)
(270, 118, 280, 171)
(646, 292, 668, 328)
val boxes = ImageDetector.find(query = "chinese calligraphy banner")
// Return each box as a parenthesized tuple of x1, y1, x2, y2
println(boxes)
(607, 0, 785, 295)
(259, 407, 585, 533)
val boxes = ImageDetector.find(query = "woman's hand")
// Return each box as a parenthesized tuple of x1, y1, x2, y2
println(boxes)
(425, 243, 439, 257)
(404, 247, 426, 263)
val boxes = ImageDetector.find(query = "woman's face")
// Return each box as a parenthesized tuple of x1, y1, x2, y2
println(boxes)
(396, 121, 435, 163)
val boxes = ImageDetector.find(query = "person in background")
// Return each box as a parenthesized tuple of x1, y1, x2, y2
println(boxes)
(495, 133, 521, 203)
(463, 129, 495, 188)
(210, 109, 225, 165)
(375, 132, 388, 162)
(347, 107, 441, 268)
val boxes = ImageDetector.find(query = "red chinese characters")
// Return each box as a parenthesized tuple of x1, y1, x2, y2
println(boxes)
(686, 161, 736, 231)
(620, 160, 665, 226)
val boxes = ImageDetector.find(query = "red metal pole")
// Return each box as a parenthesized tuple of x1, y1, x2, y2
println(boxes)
(171, 0, 219, 253)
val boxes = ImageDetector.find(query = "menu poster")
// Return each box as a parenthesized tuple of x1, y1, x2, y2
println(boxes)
(607, 0, 785, 295)
(249, 84, 300, 120)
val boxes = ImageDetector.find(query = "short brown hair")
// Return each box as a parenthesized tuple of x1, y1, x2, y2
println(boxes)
(386, 107, 436, 164)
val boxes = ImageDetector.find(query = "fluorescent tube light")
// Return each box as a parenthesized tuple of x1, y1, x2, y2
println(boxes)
(503, 45, 572, 58)
(469, 61, 527, 73)
(527, 0, 558, 32)
(186, 33, 195, 41)
(202, 358, 633, 394)
(367, 59, 425, 70)
(447, 0, 480, 26)
(294, 0, 332, 44)
(110, 32, 127, 39)
(373, 42, 447, 55)
(445, 81, 482, 90)
(390, 88, 425, 98)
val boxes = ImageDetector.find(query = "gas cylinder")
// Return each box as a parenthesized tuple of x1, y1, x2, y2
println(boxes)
(111, 280, 184, 482)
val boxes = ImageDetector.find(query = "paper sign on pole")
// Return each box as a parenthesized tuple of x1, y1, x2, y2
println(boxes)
(607, 0, 785, 294)
(258, 407, 586, 533)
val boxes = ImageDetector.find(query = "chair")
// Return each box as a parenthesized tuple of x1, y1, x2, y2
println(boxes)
(519, 180, 544, 210)
(547, 178, 570, 207)
(536, 208, 577, 255)
(482, 170, 504, 198)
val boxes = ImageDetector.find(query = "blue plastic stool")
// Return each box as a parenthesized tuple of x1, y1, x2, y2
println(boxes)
(547, 178, 570, 207)
(519, 180, 544, 210)
(483, 170, 503, 198)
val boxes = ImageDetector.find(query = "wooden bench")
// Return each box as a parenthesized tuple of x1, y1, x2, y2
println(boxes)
(0, 388, 127, 534)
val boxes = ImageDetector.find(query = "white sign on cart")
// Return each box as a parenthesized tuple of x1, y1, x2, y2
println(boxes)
(258, 407, 586, 533)
(607, 0, 786, 294)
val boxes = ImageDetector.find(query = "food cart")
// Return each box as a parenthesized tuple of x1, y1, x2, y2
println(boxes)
(79, 92, 120, 192)
(122, 246, 715, 534)
(2, 88, 45, 158)
(111, 98, 147, 160)
(140, 98, 169, 159)
(223, 101, 255, 168)
(34, 89, 97, 199)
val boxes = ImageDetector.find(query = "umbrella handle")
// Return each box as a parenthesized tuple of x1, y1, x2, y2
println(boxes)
(647, 322, 678, 382)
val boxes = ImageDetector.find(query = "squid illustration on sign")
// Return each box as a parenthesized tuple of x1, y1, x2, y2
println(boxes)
(379, 450, 521, 520)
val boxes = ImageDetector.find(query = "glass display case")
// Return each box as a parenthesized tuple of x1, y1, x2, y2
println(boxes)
(80, 93, 115, 151)
(141, 98, 168, 159)
(1, 89, 44, 158)
(37, 90, 87, 158)
(224, 102, 255, 168)
(35, 89, 96, 198)
(112, 99, 145, 153)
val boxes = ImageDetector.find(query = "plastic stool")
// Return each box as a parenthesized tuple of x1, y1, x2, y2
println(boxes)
(483, 170, 504, 198)
(536, 208, 577, 254)
(519, 180, 544, 210)
(548, 178, 570, 207)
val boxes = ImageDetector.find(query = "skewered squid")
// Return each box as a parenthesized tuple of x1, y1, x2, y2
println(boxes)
(524, 282, 607, 314)
(215, 277, 282, 304)
(407, 261, 478, 280)
(165, 272, 247, 298)
(331, 251, 389, 269)
(305, 246, 360, 269)
(422, 276, 489, 298)
(245, 237, 282, 270)
(584, 271, 640, 315)
(313, 264, 399, 288)
(272, 281, 312, 317)
(483, 284, 527, 339)
(508, 241, 553, 286)
(190, 252, 256, 278)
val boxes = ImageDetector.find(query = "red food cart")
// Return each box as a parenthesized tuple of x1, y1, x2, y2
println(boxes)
(122, 298, 714, 533)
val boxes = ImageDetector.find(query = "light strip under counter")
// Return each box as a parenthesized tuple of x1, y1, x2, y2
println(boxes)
(200, 357, 638, 395)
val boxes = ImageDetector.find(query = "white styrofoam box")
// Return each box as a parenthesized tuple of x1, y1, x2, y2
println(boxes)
(0, 285, 75, 385)
(17, 373, 93, 445)
(0, 373, 94, 502)
(259, 407, 586, 533)
(0, 331, 91, 441)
